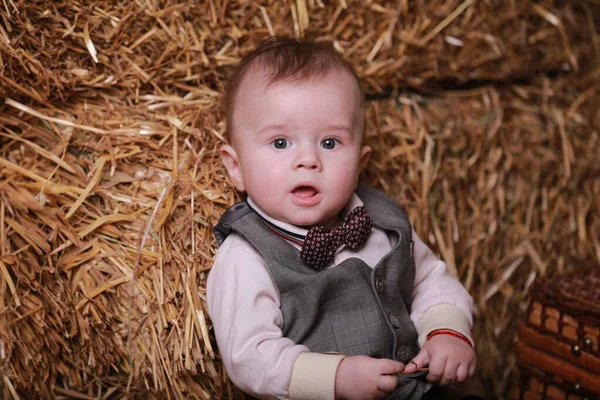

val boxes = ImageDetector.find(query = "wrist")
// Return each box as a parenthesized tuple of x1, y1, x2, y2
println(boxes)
(426, 329, 473, 348)
(334, 357, 349, 400)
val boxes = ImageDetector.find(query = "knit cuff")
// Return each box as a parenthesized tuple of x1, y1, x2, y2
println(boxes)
(418, 304, 474, 348)
(288, 352, 346, 400)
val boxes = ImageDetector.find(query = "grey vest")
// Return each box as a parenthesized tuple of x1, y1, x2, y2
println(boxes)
(214, 184, 429, 399)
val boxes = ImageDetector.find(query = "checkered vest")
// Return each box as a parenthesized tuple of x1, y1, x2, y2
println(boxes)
(214, 184, 429, 399)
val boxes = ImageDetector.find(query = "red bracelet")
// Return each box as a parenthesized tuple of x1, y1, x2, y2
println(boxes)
(427, 329, 473, 348)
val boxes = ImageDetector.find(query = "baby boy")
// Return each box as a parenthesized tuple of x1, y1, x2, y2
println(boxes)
(207, 38, 476, 400)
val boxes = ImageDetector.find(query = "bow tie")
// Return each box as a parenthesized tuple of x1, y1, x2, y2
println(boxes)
(300, 206, 373, 269)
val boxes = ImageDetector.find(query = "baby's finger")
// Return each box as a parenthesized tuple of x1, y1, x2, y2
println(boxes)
(405, 350, 430, 373)
(468, 362, 476, 377)
(427, 356, 446, 384)
(456, 364, 469, 382)
(377, 359, 405, 375)
(377, 374, 399, 393)
(439, 360, 458, 386)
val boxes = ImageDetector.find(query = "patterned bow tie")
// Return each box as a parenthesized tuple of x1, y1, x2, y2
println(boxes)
(300, 206, 373, 269)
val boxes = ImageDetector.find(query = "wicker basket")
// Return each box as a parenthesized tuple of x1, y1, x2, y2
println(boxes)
(513, 268, 600, 399)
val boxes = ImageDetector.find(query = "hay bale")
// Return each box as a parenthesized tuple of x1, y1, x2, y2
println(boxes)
(1, 0, 599, 398)
(0, 93, 233, 398)
(0, 0, 596, 102)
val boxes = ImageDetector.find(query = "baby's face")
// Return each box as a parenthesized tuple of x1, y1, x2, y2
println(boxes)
(222, 69, 370, 228)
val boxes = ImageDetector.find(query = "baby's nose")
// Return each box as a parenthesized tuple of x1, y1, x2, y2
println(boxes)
(294, 148, 322, 170)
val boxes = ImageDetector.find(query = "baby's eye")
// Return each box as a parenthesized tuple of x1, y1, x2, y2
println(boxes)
(321, 138, 340, 150)
(271, 138, 290, 149)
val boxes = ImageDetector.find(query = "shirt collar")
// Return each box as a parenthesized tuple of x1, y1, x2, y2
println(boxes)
(246, 193, 364, 239)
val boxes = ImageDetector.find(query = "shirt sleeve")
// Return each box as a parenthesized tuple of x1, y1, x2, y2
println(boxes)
(206, 234, 344, 400)
(409, 230, 474, 346)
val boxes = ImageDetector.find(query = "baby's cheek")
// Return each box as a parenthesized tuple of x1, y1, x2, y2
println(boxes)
(250, 167, 285, 194)
(331, 166, 360, 193)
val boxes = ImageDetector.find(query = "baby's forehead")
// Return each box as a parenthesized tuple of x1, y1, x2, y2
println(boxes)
(228, 61, 366, 144)
(237, 63, 361, 98)
(235, 65, 274, 94)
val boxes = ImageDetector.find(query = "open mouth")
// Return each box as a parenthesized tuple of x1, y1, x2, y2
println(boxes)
(292, 185, 319, 197)
(290, 183, 322, 206)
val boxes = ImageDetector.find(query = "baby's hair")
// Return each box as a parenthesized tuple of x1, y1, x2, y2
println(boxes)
(223, 37, 363, 140)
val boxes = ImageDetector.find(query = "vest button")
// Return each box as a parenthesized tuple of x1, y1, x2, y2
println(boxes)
(375, 277, 384, 292)
(397, 346, 409, 362)
(389, 314, 401, 328)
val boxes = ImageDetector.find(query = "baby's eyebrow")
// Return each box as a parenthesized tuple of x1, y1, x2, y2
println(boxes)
(326, 124, 353, 134)
(257, 123, 354, 136)
(258, 123, 288, 135)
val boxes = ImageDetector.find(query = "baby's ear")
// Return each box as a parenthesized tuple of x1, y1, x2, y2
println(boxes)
(220, 145, 246, 192)
(359, 145, 371, 171)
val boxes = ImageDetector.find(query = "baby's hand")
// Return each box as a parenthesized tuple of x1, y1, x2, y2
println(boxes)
(403, 335, 476, 386)
(335, 355, 405, 400)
